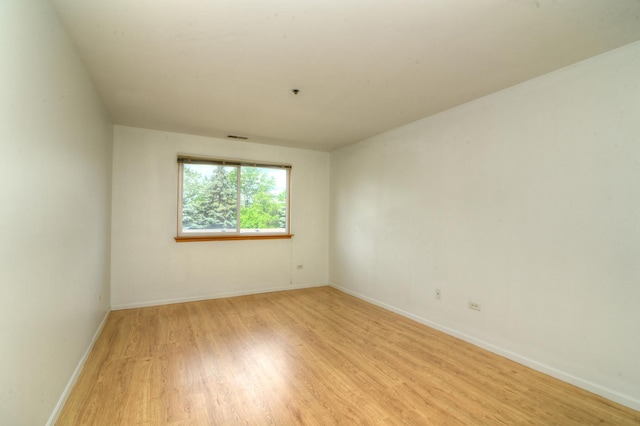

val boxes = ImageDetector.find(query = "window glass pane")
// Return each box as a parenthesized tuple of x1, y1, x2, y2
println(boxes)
(182, 164, 238, 233)
(239, 167, 287, 233)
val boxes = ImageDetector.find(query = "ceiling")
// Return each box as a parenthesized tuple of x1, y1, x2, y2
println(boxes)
(52, 0, 640, 152)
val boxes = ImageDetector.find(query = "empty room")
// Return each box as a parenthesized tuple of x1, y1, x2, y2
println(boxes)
(2, 0, 640, 424)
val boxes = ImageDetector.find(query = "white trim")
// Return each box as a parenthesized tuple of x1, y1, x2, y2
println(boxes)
(46, 309, 111, 426)
(329, 282, 640, 412)
(111, 283, 327, 311)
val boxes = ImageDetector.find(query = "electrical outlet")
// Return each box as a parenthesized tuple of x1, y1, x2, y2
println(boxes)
(468, 300, 481, 311)
(435, 288, 441, 300)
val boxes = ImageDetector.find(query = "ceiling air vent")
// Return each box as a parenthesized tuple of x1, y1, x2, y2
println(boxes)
(227, 135, 248, 140)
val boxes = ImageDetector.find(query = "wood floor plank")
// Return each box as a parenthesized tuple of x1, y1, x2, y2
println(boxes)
(57, 287, 640, 425)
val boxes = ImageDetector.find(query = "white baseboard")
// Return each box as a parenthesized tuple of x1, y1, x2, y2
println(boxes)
(111, 282, 327, 311)
(46, 309, 111, 426)
(329, 282, 640, 412)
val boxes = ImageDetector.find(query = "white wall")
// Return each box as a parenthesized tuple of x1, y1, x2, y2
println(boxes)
(0, 1, 113, 425)
(330, 41, 640, 410)
(111, 126, 329, 308)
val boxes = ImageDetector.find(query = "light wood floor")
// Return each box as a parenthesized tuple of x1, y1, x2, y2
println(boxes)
(58, 286, 640, 425)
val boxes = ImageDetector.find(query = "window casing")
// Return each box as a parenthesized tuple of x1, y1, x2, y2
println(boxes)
(176, 155, 292, 241)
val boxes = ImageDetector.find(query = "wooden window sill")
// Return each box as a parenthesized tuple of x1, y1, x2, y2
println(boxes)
(175, 234, 294, 242)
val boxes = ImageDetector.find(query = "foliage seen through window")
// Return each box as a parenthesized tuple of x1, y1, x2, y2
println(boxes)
(180, 162, 289, 235)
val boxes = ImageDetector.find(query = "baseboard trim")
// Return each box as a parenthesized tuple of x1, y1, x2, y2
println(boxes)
(46, 308, 111, 426)
(111, 283, 327, 311)
(329, 283, 640, 412)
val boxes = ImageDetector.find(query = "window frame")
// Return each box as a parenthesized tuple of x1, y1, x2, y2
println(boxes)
(175, 155, 293, 242)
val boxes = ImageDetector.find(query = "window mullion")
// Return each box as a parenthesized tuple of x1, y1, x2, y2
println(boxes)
(236, 166, 241, 233)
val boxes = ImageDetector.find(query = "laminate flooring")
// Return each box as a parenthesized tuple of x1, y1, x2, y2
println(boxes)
(57, 286, 640, 425)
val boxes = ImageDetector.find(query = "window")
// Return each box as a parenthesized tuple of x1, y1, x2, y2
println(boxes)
(176, 155, 292, 241)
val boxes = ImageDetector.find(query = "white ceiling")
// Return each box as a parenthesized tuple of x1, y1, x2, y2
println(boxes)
(52, 0, 640, 151)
